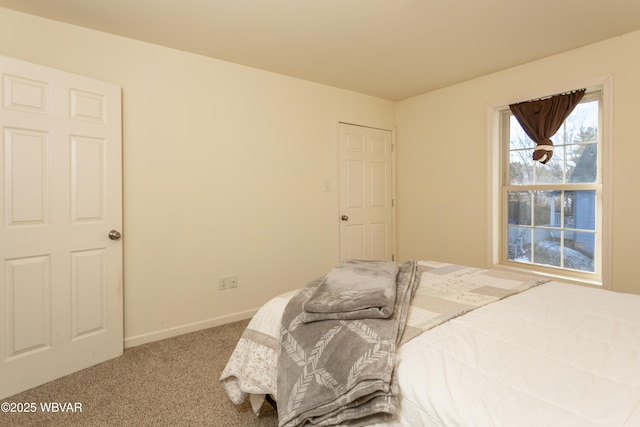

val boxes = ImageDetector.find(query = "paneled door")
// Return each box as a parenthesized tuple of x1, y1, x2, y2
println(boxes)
(0, 55, 123, 398)
(338, 123, 394, 261)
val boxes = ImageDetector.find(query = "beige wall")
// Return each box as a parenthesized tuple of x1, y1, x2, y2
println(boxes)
(3, 6, 639, 347)
(396, 30, 640, 295)
(0, 8, 395, 345)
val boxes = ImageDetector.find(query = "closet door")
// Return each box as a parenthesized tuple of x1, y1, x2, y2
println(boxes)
(338, 123, 394, 261)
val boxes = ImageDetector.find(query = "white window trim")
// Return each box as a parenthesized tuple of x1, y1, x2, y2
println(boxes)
(487, 75, 613, 289)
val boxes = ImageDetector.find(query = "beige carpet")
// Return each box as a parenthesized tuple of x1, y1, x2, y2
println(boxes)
(1, 319, 278, 426)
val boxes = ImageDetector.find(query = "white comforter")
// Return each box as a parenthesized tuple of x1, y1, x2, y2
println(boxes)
(379, 281, 640, 427)
(221, 265, 640, 426)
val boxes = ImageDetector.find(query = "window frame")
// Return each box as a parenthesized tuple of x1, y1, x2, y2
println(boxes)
(492, 83, 612, 288)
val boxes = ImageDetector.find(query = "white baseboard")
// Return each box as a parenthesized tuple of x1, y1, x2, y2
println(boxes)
(124, 308, 258, 348)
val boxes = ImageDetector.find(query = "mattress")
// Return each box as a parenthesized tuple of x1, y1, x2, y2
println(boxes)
(221, 263, 640, 426)
(377, 281, 640, 426)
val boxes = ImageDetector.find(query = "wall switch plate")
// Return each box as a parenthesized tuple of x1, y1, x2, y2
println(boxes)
(229, 275, 238, 288)
(219, 277, 228, 290)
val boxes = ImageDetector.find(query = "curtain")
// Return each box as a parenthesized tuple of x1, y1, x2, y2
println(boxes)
(509, 89, 586, 164)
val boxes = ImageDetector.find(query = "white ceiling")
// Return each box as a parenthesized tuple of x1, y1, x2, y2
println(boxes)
(2, 0, 640, 101)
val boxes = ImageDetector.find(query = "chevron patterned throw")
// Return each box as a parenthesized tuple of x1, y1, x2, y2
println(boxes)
(276, 260, 419, 427)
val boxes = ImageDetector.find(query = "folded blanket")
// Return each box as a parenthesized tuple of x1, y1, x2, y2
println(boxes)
(301, 260, 399, 323)
(277, 260, 419, 427)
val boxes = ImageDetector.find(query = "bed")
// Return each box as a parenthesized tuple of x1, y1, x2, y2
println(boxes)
(220, 260, 640, 426)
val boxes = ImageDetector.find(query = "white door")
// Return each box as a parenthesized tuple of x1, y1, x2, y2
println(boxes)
(338, 123, 394, 261)
(0, 55, 123, 398)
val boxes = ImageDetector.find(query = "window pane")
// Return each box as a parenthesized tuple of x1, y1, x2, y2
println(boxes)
(509, 150, 534, 185)
(533, 228, 561, 267)
(566, 144, 597, 183)
(508, 191, 531, 225)
(535, 147, 564, 184)
(509, 116, 534, 150)
(568, 190, 596, 230)
(567, 100, 599, 144)
(564, 191, 575, 228)
(565, 231, 595, 272)
(533, 191, 561, 228)
(550, 131, 565, 146)
(507, 226, 530, 262)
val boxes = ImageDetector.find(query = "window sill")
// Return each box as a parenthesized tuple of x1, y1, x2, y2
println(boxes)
(493, 261, 602, 289)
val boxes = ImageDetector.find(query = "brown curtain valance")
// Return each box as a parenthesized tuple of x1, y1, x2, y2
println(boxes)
(509, 89, 586, 164)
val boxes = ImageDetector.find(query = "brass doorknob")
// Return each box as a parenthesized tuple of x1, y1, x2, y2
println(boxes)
(108, 230, 122, 240)
(341, 215, 349, 221)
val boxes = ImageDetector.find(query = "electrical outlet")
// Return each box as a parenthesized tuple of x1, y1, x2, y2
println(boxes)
(219, 277, 228, 290)
(229, 275, 238, 288)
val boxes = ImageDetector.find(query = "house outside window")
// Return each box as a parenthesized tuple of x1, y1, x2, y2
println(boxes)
(500, 90, 602, 282)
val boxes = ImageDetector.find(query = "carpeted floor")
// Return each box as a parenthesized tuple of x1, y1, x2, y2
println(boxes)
(0, 319, 278, 426)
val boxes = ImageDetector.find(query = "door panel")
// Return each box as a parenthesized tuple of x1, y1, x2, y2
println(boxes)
(6, 256, 51, 358)
(370, 222, 387, 260)
(345, 225, 365, 260)
(346, 160, 364, 208)
(71, 248, 106, 338)
(4, 127, 50, 225)
(339, 123, 393, 262)
(71, 135, 105, 221)
(0, 55, 123, 398)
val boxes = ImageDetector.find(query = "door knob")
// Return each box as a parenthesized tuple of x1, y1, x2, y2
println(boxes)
(341, 215, 349, 221)
(108, 230, 122, 240)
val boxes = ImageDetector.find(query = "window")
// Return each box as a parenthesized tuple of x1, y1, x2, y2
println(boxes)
(500, 90, 602, 282)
